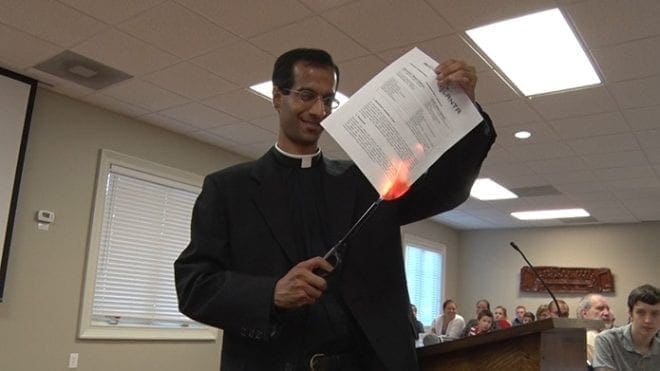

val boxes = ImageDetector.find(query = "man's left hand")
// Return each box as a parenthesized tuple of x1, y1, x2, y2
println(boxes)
(435, 59, 478, 102)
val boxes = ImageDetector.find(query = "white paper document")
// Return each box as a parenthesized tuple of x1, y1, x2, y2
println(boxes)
(322, 47, 483, 197)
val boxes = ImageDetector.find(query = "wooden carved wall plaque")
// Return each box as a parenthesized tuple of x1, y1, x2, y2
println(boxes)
(520, 266, 614, 294)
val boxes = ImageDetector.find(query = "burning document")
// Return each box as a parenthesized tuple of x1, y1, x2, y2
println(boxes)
(322, 47, 483, 196)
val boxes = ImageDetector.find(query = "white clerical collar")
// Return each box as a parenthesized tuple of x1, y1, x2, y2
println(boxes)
(274, 143, 321, 168)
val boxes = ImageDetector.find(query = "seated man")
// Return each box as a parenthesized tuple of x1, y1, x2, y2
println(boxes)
(577, 293, 612, 365)
(593, 284, 659, 371)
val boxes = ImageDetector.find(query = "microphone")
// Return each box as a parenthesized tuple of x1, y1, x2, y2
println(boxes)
(510, 242, 564, 318)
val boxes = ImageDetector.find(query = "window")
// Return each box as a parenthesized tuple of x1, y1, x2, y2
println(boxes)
(79, 149, 216, 340)
(404, 235, 446, 327)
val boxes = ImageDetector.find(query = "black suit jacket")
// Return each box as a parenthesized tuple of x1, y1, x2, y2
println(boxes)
(175, 116, 495, 370)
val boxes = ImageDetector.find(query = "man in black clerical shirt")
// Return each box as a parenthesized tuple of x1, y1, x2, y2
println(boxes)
(174, 48, 496, 370)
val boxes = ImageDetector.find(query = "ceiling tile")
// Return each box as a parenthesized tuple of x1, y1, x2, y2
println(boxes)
(567, 0, 660, 47)
(323, 0, 452, 52)
(72, 29, 179, 76)
(635, 129, 660, 149)
(158, 102, 240, 129)
(507, 142, 575, 161)
(610, 74, 660, 109)
(140, 113, 198, 134)
(208, 122, 277, 144)
(142, 62, 236, 100)
(249, 16, 369, 62)
(82, 93, 150, 117)
(530, 86, 616, 120)
(548, 111, 630, 139)
(191, 42, 274, 86)
(101, 79, 188, 111)
(336, 55, 386, 95)
(566, 133, 639, 155)
(0, 0, 106, 47)
(581, 150, 648, 169)
(592, 165, 656, 181)
(541, 170, 597, 185)
(0, 24, 62, 69)
(117, 1, 237, 58)
(426, 0, 557, 30)
(482, 99, 541, 128)
(475, 71, 520, 104)
(202, 89, 275, 121)
(646, 148, 660, 164)
(250, 115, 279, 133)
(623, 105, 660, 131)
(297, 0, 353, 13)
(526, 156, 589, 174)
(60, 0, 166, 24)
(175, 0, 311, 38)
(592, 36, 660, 83)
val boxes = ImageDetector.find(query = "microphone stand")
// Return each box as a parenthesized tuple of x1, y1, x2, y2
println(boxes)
(510, 242, 564, 317)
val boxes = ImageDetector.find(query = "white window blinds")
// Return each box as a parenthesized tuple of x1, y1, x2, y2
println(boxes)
(405, 241, 444, 327)
(80, 150, 216, 339)
(91, 164, 200, 328)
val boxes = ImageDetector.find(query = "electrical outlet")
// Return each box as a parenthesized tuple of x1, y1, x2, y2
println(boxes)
(68, 353, 79, 369)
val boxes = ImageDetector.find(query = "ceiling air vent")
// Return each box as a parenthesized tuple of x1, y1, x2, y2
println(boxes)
(560, 216, 598, 224)
(510, 185, 561, 197)
(34, 50, 132, 90)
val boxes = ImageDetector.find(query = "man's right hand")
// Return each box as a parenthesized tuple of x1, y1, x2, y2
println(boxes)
(273, 257, 334, 309)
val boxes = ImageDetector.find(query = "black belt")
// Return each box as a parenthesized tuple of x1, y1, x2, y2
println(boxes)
(307, 352, 361, 371)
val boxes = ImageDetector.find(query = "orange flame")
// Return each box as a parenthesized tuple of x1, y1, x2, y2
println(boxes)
(380, 160, 412, 200)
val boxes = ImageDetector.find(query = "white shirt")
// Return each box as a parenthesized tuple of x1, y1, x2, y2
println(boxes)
(430, 314, 465, 340)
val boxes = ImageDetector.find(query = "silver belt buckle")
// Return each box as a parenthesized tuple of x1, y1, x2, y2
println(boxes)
(308, 353, 325, 371)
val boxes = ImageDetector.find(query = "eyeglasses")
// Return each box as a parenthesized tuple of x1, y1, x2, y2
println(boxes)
(280, 88, 340, 110)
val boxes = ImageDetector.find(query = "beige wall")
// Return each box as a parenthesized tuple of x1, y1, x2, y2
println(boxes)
(0, 89, 247, 371)
(457, 223, 660, 323)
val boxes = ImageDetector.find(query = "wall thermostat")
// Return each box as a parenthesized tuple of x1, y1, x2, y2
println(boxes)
(37, 210, 55, 223)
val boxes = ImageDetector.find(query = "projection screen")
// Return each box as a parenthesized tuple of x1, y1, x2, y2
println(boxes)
(0, 67, 37, 301)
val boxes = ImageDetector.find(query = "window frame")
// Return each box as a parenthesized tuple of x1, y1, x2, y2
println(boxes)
(403, 234, 447, 328)
(79, 149, 217, 340)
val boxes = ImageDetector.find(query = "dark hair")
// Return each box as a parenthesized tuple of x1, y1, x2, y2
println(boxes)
(523, 311, 535, 321)
(272, 48, 340, 91)
(477, 299, 491, 310)
(627, 284, 659, 312)
(477, 309, 493, 320)
(443, 299, 456, 310)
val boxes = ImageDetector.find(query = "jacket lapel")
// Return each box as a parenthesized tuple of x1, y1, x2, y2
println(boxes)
(320, 158, 357, 250)
(249, 151, 299, 264)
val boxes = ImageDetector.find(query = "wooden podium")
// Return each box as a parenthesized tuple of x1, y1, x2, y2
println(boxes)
(417, 318, 603, 371)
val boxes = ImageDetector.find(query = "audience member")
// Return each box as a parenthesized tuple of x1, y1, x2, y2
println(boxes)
(431, 299, 465, 340)
(549, 299, 570, 318)
(512, 305, 526, 326)
(410, 304, 424, 336)
(522, 311, 535, 324)
(593, 284, 659, 370)
(536, 304, 552, 320)
(494, 305, 511, 329)
(468, 310, 494, 336)
(462, 299, 495, 337)
(577, 293, 612, 365)
(604, 309, 616, 330)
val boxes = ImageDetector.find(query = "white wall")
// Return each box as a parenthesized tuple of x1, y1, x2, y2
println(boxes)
(457, 223, 660, 323)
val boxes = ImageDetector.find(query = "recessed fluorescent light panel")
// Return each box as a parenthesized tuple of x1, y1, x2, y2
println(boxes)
(511, 208, 590, 220)
(249, 81, 349, 108)
(466, 8, 600, 97)
(470, 178, 518, 200)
